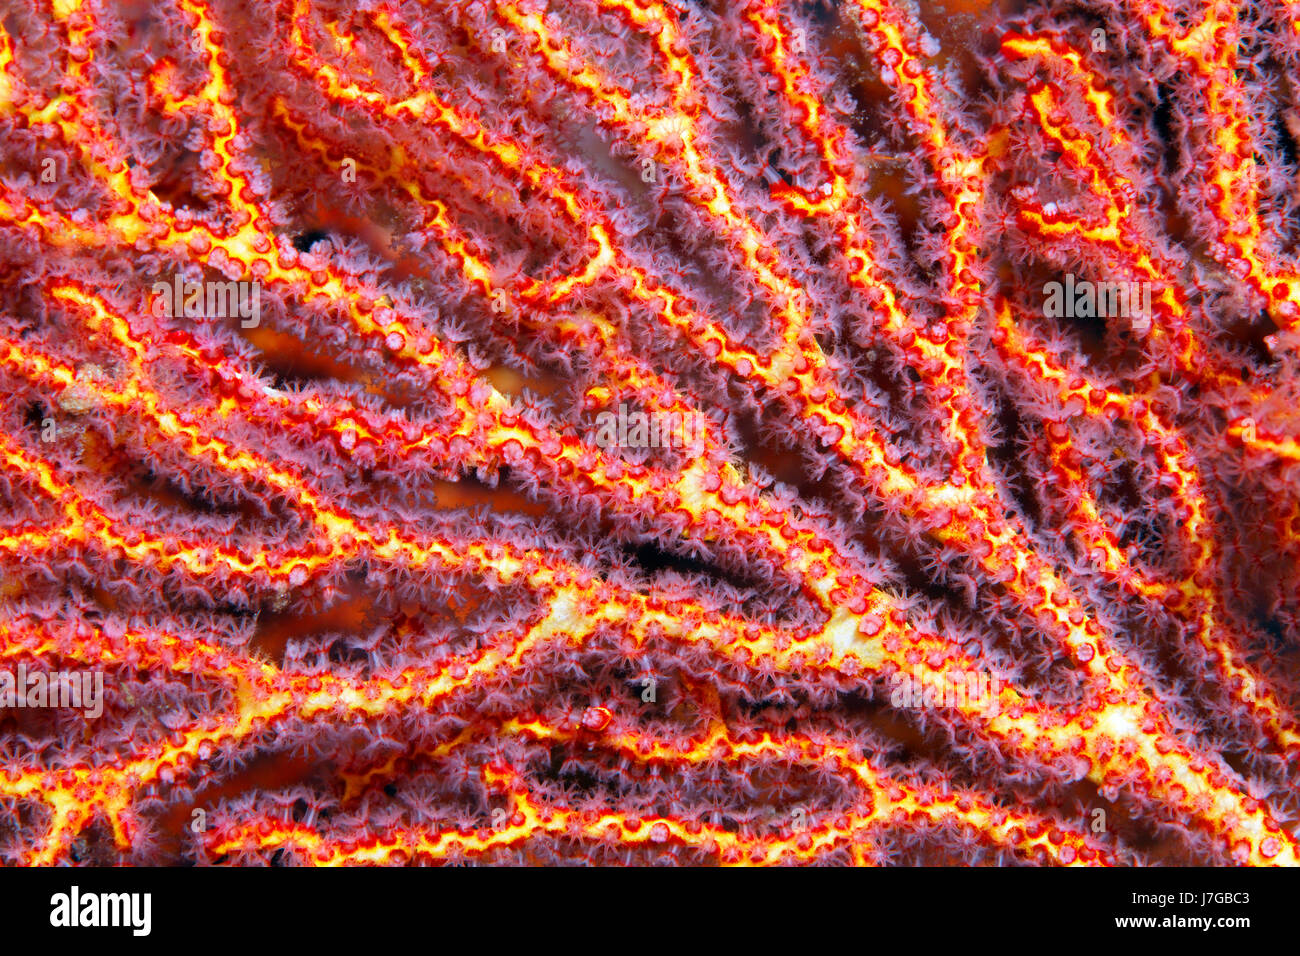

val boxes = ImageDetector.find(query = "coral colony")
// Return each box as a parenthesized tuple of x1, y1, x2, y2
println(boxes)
(0, 0, 1298, 869)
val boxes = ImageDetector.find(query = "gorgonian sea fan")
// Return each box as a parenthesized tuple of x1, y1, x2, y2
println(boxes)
(0, 0, 1298, 866)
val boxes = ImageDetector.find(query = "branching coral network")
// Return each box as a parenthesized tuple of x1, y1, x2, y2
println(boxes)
(1, 0, 1299, 866)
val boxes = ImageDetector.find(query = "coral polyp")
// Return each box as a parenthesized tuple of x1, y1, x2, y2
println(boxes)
(1, 0, 1298, 865)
